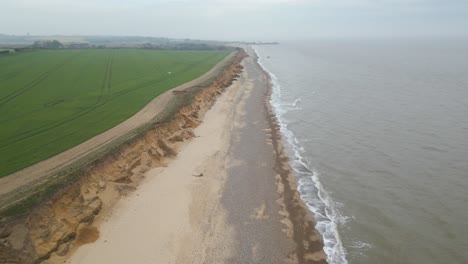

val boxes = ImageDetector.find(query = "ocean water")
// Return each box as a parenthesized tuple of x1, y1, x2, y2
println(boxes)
(254, 39, 468, 264)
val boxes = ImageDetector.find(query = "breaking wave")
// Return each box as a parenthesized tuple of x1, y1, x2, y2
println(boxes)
(253, 46, 349, 264)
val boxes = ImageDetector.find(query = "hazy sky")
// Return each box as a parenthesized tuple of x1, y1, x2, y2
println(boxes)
(1, 0, 468, 41)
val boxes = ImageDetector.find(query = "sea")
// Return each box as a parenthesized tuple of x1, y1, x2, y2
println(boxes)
(254, 39, 468, 264)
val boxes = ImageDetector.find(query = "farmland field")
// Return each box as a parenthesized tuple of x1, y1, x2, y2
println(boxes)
(0, 49, 230, 177)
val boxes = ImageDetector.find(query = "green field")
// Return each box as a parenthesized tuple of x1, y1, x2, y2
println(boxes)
(0, 49, 230, 177)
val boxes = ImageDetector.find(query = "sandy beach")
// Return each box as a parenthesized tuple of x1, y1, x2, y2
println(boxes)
(64, 47, 326, 264)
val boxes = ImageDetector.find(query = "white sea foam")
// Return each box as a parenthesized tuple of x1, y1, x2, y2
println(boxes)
(253, 46, 349, 264)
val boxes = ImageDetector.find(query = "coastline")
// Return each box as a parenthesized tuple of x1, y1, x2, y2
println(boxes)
(71, 45, 324, 263)
(1, 46, 327, 263)
(65, 46, 327, 263)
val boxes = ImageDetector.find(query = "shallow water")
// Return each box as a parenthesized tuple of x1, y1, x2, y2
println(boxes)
(254, 39, 468, 264)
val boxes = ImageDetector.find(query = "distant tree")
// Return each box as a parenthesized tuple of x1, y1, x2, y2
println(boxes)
(0, 50, 10, 54)
(14, 47, 29, 52)
(48, 40, 63, 49)
(33, 41, 43, 48)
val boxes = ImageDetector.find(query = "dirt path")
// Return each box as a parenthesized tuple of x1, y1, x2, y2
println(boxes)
(0, 52, 234, 199)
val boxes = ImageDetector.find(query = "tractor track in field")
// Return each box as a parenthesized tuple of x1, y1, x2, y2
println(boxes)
(0, 52, 236, 199)
(0, 50, 114, 127)
(0, 52, 81, 107)
(0, 51, 117, 147)
(97, 51, 115, 104)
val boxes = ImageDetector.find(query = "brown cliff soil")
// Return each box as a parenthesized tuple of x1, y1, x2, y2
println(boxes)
(0, 50, 247, 264)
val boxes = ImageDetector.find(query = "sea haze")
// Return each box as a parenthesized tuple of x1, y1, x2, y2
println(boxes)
(254, 39, 468, 264)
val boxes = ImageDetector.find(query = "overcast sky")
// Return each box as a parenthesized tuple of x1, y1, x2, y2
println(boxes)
(1, 0, 467, 41)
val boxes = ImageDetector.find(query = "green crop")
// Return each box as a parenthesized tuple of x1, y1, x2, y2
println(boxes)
(0, 49, 229, 177)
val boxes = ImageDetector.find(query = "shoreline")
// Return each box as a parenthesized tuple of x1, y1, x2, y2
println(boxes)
(254, 48, 327, 263)
(65, 46, 327, 263)
(253, 45, 346, 263)
(1, 47, 327, 263)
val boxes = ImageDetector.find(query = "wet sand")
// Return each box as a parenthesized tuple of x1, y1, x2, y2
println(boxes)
(66, 47, 326, 264)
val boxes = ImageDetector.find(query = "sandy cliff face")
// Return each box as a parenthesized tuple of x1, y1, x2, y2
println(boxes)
(0, 51, 247, 264)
